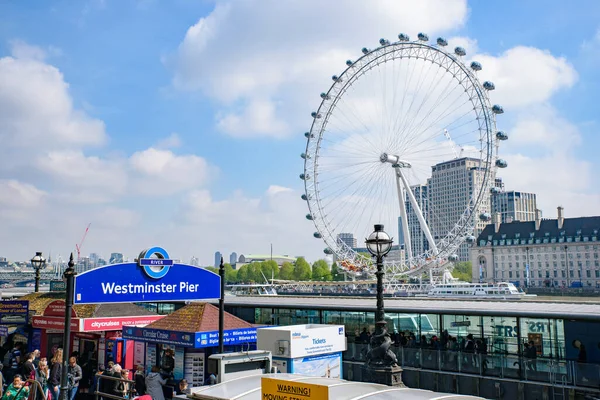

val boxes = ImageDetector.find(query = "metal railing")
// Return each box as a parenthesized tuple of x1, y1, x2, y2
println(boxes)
(344, 343, 600, 389)
(94, 374, 136, 400)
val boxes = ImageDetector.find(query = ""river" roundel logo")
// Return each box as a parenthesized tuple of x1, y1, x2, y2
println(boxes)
(137, 247, 174, 279)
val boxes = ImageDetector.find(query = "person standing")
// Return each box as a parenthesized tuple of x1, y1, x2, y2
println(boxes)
(21, 353, 35, 381)
(32, 350, 41, 369)
(49, 349, 63, 400)
(134, 365, 146, 396)
(145, 366, 166, 400)
(34, 359, 49, 400)
(7, 343, 23, 383)
(67, 356, 82, 400)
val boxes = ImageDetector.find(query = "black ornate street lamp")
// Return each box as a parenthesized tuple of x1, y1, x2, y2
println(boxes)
(30, 252, 46, 293)
(60, 254, 77, 400)
(362, 224, 404, 387)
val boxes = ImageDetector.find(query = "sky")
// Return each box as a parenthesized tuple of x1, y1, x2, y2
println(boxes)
(0, 0, 599, 265)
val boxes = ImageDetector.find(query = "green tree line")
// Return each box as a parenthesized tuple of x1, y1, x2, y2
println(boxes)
(206, 257, 347, 283)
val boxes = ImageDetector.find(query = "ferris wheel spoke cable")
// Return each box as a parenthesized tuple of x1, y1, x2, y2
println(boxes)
(401, 96, 474, 155)
(400, 84, 474, 151)
(393, 70, 460, 153)
(326, 165, 390, 238)
(393, 58, 437, 147)
(390, 56, 422, 147)
(393, 63, 448, 151)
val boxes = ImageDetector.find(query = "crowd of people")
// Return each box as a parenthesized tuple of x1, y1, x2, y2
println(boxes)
(0, 343, 201, 400)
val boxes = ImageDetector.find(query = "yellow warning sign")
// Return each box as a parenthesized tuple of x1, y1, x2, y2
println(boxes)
(261, 377, 329, 400)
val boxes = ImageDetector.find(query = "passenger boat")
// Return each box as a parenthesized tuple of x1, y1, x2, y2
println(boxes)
(227, 284, 278, 296)
(427, 282, 529, 299)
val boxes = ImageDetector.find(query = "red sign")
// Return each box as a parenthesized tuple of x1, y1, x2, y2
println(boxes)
(32, 316, 81, 331)
(43, 301, 77, 318)
(82, 315, 164, 332)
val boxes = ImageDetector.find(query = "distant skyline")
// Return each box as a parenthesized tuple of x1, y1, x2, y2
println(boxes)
(0, 1, 599, 265)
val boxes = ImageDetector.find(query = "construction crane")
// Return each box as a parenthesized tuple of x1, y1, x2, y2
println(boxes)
(444, 129, 464, 159)
(76, 223, 91, 261)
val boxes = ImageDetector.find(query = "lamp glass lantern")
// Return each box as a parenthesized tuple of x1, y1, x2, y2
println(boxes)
(31, 252, 46, 270)
(365, 224, 393, 258)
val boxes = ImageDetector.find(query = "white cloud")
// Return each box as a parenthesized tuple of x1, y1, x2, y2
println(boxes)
(498, 106, 599, 217)
(171, 0, 469, 138)
(173, 185, 321, 261)
(216, 99, 289, 138)
(475, 46, 577, 108)
(155, 132, 182, 149)
(129, 148, 214, 195)
(0, 179, 46, 208)
(0, 51, 107, 153)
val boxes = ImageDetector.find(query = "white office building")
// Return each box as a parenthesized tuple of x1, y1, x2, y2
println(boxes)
(427, 158, 492, 261)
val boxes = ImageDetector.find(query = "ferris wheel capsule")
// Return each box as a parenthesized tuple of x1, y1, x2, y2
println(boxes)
(470, 61, 482, 71)
(332, 75, 342, 82)
(492, 105, 504, 114)
(301, 194, 308, 201)
(436, 37, 448, 46)
(305, 214, 314, 221)
(379, 38, 390, 46)
(483, 81, 495, 91)
(299, 173, 310, 180)
(311, 112, 322, 119)
(496, 159, 508, 168)
(323, 248, 333, 255)
(417, 33, 429, 41)
(304, 132, 313, 138)
(491, 186, 501, 194)
(466, 235, 476, 244)
(496, 131, 508, 140)
(301, 153, 310, 159)
(313, 232, 322, 239)
(480, 213, 492, 221)
(346, 60, 354, 66)
(455, 47, 466, 56)
(362, 47, 370, 55)
(448, 254, 459, 262)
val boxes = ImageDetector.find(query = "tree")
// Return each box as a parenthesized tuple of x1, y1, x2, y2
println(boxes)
(452, 261, 473, 282)
(236, 265, 248, 282)
(331, 262, 344, 281)
(293, 257, 312, 281)
(279, 262, 294, 280)
(311, 259, 331, 281)
(224, 263, 237, 283)
(262, 260, 279, 280)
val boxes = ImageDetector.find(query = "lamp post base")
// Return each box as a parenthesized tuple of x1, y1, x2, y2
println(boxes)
(362, 364, 405, 387)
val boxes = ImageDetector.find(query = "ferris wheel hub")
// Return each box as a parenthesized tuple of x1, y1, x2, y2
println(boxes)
(380, 153, 411, 168)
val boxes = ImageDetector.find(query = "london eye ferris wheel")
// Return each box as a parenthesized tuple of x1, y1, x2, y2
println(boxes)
(301, 33, 508, 279)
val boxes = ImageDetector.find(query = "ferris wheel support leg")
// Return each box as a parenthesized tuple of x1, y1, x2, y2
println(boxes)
(396, 168, 439, 255)
(395, 173, 413, 262)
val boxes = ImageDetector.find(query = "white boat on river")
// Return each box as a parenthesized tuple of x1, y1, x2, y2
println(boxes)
(427, 281, 532, 299)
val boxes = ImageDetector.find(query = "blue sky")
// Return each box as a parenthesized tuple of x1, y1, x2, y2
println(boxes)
(0, 0, 598, 265)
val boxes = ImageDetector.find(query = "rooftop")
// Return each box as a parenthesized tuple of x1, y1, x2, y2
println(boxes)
(477, 216, 600, 243)
(147, 302, 253, 333)
(220, 295, 600, 321)
(188, 373, 483, 400)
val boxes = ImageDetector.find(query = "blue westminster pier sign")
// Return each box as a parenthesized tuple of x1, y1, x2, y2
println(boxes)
(74, 246, 221, 304)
